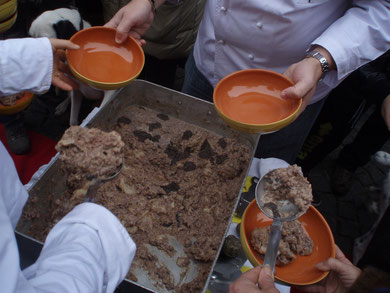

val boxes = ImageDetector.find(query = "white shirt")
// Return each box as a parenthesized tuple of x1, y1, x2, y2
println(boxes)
(193, 0, 390, 104)
(0, 38, 136, 293)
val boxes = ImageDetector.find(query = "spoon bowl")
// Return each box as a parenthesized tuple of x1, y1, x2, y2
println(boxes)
(254, 172, 309, 272)
(84, 162, 123, 202)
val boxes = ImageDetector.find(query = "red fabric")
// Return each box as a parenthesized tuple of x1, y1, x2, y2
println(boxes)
(0, 124, 57, 184)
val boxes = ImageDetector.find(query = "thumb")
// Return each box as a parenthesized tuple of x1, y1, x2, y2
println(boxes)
(258, 265, 276, 290)
(281, 84, 302, 100)
(315, 258, 349, 274)
(115, 30, 128, 44)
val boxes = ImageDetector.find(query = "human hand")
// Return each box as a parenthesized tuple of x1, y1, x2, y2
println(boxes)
(49, 38, 80, 91)
(381, 94, 390, 130)
(104, 0, 156, 45)
(282, 47, 335, 117)
(298, 245, 361, 293)
(229, 265, 280, 293)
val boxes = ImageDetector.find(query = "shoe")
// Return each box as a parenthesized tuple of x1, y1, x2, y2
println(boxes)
(4, 117, 30, 155)
(331, 164, 354, 196)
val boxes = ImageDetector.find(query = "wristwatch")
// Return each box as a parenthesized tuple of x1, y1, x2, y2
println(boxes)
(306, 50, 329, 79)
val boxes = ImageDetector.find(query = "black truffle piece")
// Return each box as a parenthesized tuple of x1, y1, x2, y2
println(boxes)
(182, 130, 193, 140)
(183, 162, 196, 171)
(157, 113, 169, 121)
(149, 122, 162, 131)
(198, 139, 214, 159)
(117, 116, 132, 125)
(162, 182, 180, 193)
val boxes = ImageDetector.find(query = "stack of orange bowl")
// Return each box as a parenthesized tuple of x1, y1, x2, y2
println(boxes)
(0, 0, 17, 34)
(213, 69, 302, 134)
(0, 92, 34, 115)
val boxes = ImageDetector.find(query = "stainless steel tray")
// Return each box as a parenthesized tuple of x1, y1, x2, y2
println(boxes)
(17, 80, 259, 292)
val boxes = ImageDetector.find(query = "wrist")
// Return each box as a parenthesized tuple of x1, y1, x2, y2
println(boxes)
(145, 0, 156, 14)
(305, 46, 336, 80)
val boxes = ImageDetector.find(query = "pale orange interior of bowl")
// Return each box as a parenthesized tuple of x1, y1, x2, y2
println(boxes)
(243, 200, 335, 285)
(67, 27, 144, 84)
(214, 70, 300, 125)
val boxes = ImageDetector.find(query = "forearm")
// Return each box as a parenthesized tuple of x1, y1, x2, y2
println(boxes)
(0, 38, 52, 96)
(22, 203, 136, 293)
(312, 0, 390, 81)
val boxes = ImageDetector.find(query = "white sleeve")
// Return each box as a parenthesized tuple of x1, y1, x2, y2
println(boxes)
(21, 203, 136, 293)
(0, 141, 28, 228)
(0, 37, 53, 96)
(312, 0, 390, 87)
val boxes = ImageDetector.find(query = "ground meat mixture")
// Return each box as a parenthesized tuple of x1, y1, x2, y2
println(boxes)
(251, 220, 313, 266)
(55, 126, 124, 189)
(0, 92, 24, 106)
(21, 105, 251, 292)
(261, 165, 312, 218)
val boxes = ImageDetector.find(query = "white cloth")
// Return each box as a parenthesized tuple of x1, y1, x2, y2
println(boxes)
(0, 38, 53, 96)
(193, 0, 390, 104)
(0, 38, 136, 293)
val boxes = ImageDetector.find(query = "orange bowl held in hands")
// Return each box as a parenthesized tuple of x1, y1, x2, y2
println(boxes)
(213, 69, 302, 133)
(240, 199, 335, 286)
(66, 26, 145, 91)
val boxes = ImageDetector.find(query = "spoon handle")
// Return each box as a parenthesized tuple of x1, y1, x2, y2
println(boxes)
(263, 219, 282, 272)
(84, 178, 101, 203)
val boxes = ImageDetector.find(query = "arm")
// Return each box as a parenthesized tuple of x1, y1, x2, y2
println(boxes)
(0, 38, 79, 96)
(382, 94, 390, 130)
(282, 1, 390, 115)
(0, 38, 53, 96)
(22, 203, 136, 293)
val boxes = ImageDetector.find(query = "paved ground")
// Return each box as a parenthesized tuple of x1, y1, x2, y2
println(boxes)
(306, 113, 390, 262)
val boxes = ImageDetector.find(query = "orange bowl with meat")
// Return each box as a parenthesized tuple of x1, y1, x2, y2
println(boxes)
(240, 199, 335, 286)
(0, 91, 34, 115)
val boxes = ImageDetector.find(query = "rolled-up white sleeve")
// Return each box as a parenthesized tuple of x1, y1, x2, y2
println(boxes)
(0, 37, 53, 96)
(20, 203, 136, 293)
(312, 0, 390, 87)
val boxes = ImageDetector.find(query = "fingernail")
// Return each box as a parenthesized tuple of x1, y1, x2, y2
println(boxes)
(262, 265, 274, 277)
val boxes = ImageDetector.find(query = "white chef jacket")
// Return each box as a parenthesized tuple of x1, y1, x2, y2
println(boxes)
(0, 38, 136, 293)
(193, 0, 390, 104)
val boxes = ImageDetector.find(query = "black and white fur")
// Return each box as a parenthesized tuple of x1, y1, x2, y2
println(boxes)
(29, 8, 114, 125)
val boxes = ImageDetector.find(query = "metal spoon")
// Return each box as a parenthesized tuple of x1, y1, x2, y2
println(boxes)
(84, 162, 123, 202)
(255, 173, 308, 272)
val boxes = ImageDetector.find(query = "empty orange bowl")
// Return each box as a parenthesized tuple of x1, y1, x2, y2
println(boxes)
(213, 69, 302, 133)
(240, 199, 335, 286)
(0, 91, 34, 115)
(66, 26, 145, 90)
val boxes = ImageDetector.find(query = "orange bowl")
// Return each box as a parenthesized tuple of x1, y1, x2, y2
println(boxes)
(66, 26, 145, 90)
(240, 199, 335, 286)
(0, 91, 34, 115)
(213, 69, 302, 133)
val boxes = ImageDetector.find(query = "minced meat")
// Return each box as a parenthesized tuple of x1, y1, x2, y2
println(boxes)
(251, 220, 313, 266)
(261, 165, 313, 217)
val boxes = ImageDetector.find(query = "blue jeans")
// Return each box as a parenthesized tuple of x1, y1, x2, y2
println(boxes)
(182, 52, 326, 164)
